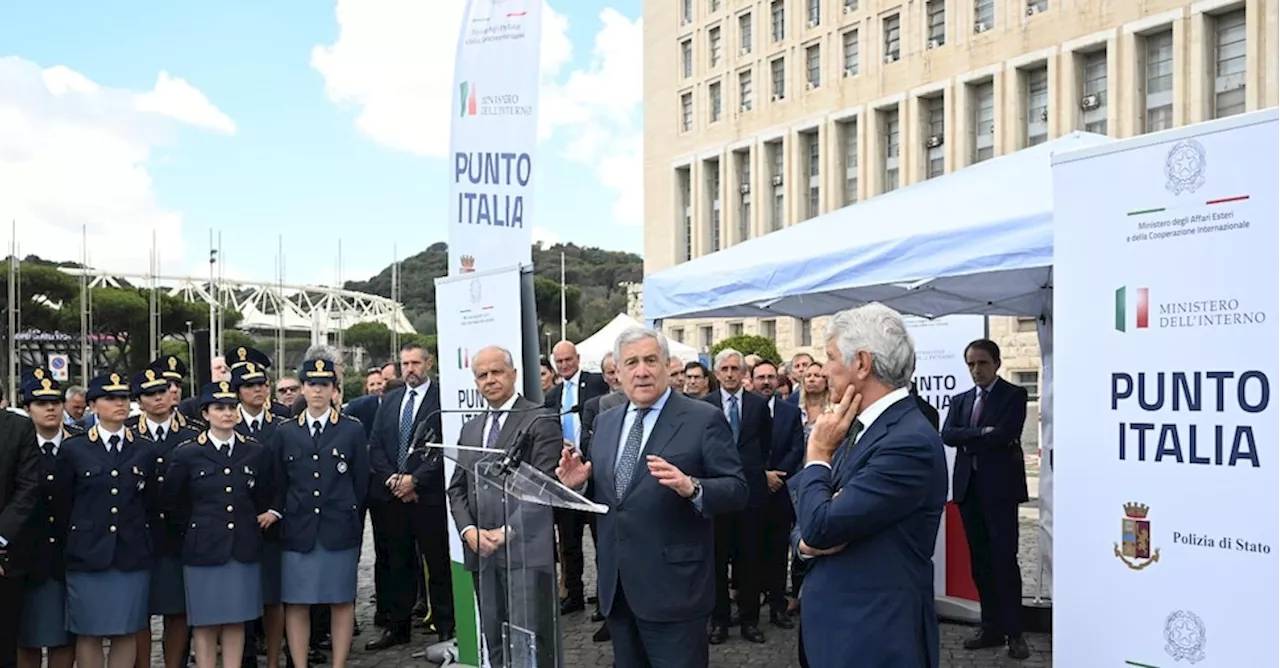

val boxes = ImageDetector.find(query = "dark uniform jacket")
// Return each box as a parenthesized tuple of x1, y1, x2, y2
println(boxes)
(127, 412, 199, 558)
(55, 425, 157, 572)
(163, 431, 278, 567)
(24, 425, 82, 583)
(274, 409, 370, 554)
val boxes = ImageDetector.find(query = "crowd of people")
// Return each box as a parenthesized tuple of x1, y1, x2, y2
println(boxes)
(0, 300, 1032, 668)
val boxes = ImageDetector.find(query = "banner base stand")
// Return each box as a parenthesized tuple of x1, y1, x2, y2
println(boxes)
(1021, 597, 1052, 634)
(934, 596, 981, 624)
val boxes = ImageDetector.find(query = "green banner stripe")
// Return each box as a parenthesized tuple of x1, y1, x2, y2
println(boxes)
(452, 560, 480, 665)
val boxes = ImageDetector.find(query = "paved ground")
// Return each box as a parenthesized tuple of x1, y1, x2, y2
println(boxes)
(150, 481, 1052, 666)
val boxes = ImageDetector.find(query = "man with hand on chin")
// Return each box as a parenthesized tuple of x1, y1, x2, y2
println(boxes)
(790, 304, 948, 668)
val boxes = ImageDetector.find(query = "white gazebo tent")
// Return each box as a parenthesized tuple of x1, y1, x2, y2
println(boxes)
(577, 313, 700, 372)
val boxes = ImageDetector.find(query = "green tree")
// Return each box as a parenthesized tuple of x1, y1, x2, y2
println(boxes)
(344, 322, 395, 363)
(711, 335, 781, 365)
(532, 275, 581, 337)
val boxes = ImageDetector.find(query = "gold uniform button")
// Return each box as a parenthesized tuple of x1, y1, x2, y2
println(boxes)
(48, 537, 56, 543)
(110, 488, 119, 496)
(226, 505, 234, 513)
(227, 522, 235, 530)
(313, 508, 320, 514)
(110, 507, 118, 515)
(157, 457, 164, 464)
(313, 472, 320, 479)
(312, 454, 319, 461)
(313, 490, 320, 497)
(225, 486, 233, 493)
(46, 474, 54, 482)
(47, 515, 55, 522)
(223, 468, 232, 475)
(109, 525, 117, 533)
(160, 512, 167, 519)
(111, 470, 119, 478)
(158, 476, 165, 483)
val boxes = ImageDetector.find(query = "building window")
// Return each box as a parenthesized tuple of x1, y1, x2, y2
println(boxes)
(798, 318, 812, 347)
(709, 26, 723, 67)
(771, 56, 786, 99)
(768, 141, 784, 231)
(771, 0, 785, 42)
(739, 12, 753, 55)
(1143, 30, 1174, 134)
(729, 322, 744, 336)
(926, 0, 946, 46)
(1213, 9, 1247, 119)
(1015, 370, 1040, 401)
(882, 107, 900, 193)
(805, 131, 820, 219)
(710, 0, 721, 13)
(680, 92, 693, 132)
(841, 29, 860, 76)
(974, 0, 994, 31)
(805, 44, 821, 89)
(843, 0, 859, 12)
(1025, 67, 1049, 146)
(1028, 0, 1049, 12)
(807, 0, 820, 27)
(761, 319, 777, 341)
(737, 151, 751, 242)
(925, 96, 945, 179)
(682, 0, 693, 25)
(700, 325, 714, 349)
(971, 80, 995, 163)
(671, 327, 685, 343)
(883, 14, 901, 62)
(677, 167, 692, 261)
(709, 81, 723, 122)
(739, 69, 754, 111)
(1081, 50, 1108, 134)
(1016, 316, 1038, 332)
(841, 119, 859, 204)
(681, 39, 693, 79)
(707, 160, 722, 252)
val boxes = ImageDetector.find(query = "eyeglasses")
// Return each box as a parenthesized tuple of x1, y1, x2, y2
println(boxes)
(276, 385, 300, 394)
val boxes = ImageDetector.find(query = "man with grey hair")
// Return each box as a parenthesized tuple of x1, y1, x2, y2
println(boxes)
(790, 303, 947, 668)
(557, 326, 747, 667)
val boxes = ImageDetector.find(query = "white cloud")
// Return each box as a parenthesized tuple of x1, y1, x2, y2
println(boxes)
(532, 225, 560, 247)
(0, 56, 235, 274)
(312, 1, 643, 227)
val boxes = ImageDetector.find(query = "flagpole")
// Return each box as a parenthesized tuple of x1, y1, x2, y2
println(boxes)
(559, 250, 566, 341)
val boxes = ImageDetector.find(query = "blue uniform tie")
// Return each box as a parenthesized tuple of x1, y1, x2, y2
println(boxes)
(486, 412, 502, 449)
(398, 389, 417, 469)
(562, 382, 576, 444)
(728, 395, 741, 442)
(615, 407, 651, 498)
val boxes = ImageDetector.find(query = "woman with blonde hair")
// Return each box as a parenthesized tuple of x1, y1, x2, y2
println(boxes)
(796, 362, 832, 439)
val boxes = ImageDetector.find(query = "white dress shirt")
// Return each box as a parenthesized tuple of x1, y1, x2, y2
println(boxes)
(306, 409, 332, 436)
(805, 387, 911, 470)
(460, 393, 522, 540)
(98, 425, 126, 452)
(146, 416, 174, 440)
(239, 407, 264, 433)
(400, 381, 429, 422)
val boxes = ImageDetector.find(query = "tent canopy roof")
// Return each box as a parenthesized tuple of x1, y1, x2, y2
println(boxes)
(643, 132, 1114, 321)
(576, 313, 701, 370)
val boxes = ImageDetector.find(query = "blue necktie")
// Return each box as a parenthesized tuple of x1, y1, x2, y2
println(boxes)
(562, 382, 576, 444)
(615, 407, 652, 498)
(486, 412, 502, 449)
(398, 389, 417, 469)
(728, 395, 741, 442)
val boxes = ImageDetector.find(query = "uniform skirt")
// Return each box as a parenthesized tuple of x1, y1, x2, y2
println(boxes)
(66, 569, 150, 636)
(184, 561, 264, 627)
(281, 547, 358, 605)
(148, 555, 187, 616)
(260, 540, 283, 606)
(19, 578, 71, 648)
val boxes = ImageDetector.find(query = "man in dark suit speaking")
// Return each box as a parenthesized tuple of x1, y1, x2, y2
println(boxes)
(791, 303, 948, 668)
(942, 339, 1030, 660)
(557, 327, 747, 668)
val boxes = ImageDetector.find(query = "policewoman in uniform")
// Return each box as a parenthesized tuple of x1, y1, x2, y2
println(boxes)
(149, 356, 194, 425)
(278, 359, 369, 668)
(128, 368, 199, 668)
(55, 373, 157, 668)
(164, 381, 279, 668)
(15, 371, 77, 668)
(227, 347, 292, 421)
(231, 362, 285, 668)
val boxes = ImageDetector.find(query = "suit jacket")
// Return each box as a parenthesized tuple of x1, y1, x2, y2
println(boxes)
(703, 390, 773, 507)
(273, 411, 370, 553)
(914, 394, 940, 431)
(544, 371, 609, 447)
(367, 384, 444, 504)
(163, 431, 277, 567)
(580, 390, 627, 458)
(941, 378, 1030, 505)
(55, 426, 158, 572)
(445, 396, 562, 571)
(343, 394, 381, 440)
(587, 390, 748, 622)
(792, 396, 947, 668)
(0, 410, 41, 576)
(765, 396, 805, 516)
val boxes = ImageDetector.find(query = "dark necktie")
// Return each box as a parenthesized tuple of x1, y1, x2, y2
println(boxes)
(41, 442, 54, 457)
(154, 425, 165, 442)
(971, 388, 989, 427)
(485, 412, 502, 450)
(312, 421, 323, 441)
(398, 390, 417, 469)
(728, 395, 741, 442)
(614, 407, 652, 498)
(832, 419, 865, 474)
(250, 421, 260, 435)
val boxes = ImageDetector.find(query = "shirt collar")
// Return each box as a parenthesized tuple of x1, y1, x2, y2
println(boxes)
(207, 431, 234, 450)
(565, 371, 581, 387)
(240, 406, 263, 423)
(405, 380, 430, 397)
(38, 430, 64, 453)
(488, 393, 520, 414)
(857, 387, 911, 434)
(631, 387, 673, 415)
(97, 425, 125, 446)
(977, 380, 997, 394)
(720, 387, 744, 403)
(146, 416, 173, 435)
(306, 408, 332, 429)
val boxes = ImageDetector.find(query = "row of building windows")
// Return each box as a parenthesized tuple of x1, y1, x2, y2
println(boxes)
(675, 10, 1249, 261)
(681, 0, 1056, 38)
(679, 8, 1243, 133)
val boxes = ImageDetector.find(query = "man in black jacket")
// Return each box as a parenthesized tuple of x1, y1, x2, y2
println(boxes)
(0, 401, 42, 668)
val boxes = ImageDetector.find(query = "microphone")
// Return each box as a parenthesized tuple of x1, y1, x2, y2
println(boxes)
(490, 406, 579, 477)
(402, 404, 563, 474)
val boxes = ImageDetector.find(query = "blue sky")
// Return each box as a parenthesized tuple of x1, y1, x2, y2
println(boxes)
(0, 0, 642, 286)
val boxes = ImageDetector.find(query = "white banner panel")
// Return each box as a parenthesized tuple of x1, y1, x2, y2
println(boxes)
(907, 314, 985, 605)
(1053, 110, 1279, 667)
(435, 266, 525, 666)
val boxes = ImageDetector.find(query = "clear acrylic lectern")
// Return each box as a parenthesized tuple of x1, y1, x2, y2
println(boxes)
(437, 442, 607, 668)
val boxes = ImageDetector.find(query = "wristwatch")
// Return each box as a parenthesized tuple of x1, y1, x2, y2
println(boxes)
(687, 476, 703, 499)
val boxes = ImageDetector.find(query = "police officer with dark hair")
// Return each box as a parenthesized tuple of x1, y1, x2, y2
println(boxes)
(14, 370, 78, 668)
(128, 367, 199, 668)
(226, 347, 293, 421)
(56, 373, 157, 668)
